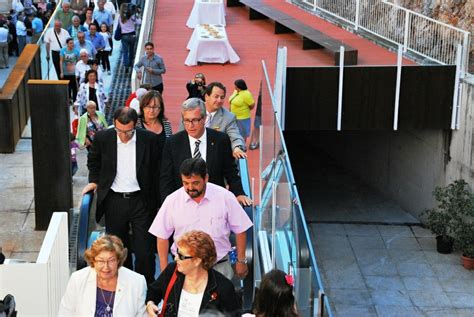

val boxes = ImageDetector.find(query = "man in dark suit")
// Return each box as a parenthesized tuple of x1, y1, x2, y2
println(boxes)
(82, 107, 159, 283)
(160, 97, 252, 206)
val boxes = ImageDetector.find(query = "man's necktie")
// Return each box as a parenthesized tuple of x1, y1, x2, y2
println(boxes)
(205, 113, 212, 127)
(193, 140, 201, 159)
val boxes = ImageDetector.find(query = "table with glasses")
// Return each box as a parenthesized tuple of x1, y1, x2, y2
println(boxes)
(186, 0, 226, 28)
(185, 24, 240, 66)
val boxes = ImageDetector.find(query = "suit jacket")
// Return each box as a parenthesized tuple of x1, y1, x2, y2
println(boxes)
(146, 262, 241, 317)
(58, 266, 147, 317)
(87, 128, 161, 222)
(179, 107, 245, 151)
(160, 128, 244, 201)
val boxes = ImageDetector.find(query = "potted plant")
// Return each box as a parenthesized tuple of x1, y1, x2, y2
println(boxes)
(443, 180, 474, 269)
(455, 223, 474, 270)
(423, 181, 464, 254)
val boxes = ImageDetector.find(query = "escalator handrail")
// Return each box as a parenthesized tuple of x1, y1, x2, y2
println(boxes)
(238, 158, 254, 312)
(77, 191, 94, 270)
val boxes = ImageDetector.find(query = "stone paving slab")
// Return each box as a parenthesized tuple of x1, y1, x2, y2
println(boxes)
(335, 304, 377, 317)
(365, 276, 405, 291)
(310, 223, 474, 316)
(0, 139, 88, 261)
(374, 305, 424, 317)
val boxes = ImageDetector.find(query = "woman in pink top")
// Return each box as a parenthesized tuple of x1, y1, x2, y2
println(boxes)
(118, 3, 141, 73)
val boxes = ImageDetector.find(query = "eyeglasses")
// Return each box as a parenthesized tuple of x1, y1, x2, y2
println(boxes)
(144, 106, 161, 111)
(95, 257, 117, 267)
(183, 118, 203, 126)
(177, 249, 194, 261)
(115, 127, 135, 137)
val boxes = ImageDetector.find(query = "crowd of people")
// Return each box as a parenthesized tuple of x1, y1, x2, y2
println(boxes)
(36, 0, 291, 315)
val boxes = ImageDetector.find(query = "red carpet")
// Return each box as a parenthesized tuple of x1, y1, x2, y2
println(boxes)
(151, 0, 417, 195)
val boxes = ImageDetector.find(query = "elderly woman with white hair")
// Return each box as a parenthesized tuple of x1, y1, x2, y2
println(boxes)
(129, 88, 148, 115)
(76, 100, 108, 151)
(75, 48, 91, 84)
(68, 15, 87, 41)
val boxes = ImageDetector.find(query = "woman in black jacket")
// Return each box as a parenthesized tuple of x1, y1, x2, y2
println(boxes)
(146, 230, 240, 316)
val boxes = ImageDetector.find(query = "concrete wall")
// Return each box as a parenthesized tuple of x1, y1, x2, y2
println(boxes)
(446, 78, 474, 187)
(296, 78, 473, 220)
(303, 129, 447, 219)
(0, 0, 11, 13)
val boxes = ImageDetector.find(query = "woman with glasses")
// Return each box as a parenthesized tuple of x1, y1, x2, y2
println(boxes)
(146, 230, 240, 317)
(58, 234, 147, 316)
(136, 90, 172, 149)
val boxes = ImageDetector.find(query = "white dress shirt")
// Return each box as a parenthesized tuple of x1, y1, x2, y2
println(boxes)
(16, 20, 26, 36)
(111, 132, 141, 193)
(188, 129, 207, 162)
(0, 27, 8, 43)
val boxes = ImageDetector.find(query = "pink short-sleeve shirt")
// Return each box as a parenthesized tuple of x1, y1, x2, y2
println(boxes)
(149, 183, 253, 261)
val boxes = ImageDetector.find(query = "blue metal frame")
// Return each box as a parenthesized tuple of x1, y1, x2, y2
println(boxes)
(77, 191, 94, 269)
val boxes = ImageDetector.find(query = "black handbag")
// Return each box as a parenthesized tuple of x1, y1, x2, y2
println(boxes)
(0, 294, 17, 317)
(114, 23, 122, 41)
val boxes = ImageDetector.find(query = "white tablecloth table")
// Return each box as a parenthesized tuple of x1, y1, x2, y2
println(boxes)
(185, 24, 240, 66)
(186, 0, 226, 28)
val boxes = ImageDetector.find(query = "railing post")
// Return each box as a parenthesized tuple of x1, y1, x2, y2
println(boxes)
(317, 290, 326, 317)
(271, 181, 277, 269)
(450, 44, 463, 130)
(461, 32, 470, 78)
(337, 46, 345, 131)
(393, 44, 403, 130)
(403, 10, 410, 53)
(354, 0, 360, 30)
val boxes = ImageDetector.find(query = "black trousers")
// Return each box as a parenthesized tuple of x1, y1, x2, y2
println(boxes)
(152, 83, 163, 94)
(97, 50, 110, 71)
(103, 191, 155, 283)
(63, 75, 78, 101)
(51, 50, 61, 79)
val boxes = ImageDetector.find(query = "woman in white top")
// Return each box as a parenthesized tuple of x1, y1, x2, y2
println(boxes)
(145, 230, 241, 317)
(75, 69, 108, 114)
(58, 235, 147, 316)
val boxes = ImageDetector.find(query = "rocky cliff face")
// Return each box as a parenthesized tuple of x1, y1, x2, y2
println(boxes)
(392, 0, 473, 71)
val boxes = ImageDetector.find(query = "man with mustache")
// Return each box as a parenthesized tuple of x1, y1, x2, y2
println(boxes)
(149, 158, 253, 280)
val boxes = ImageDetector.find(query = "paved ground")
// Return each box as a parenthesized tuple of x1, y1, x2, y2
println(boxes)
(288, 152, 474, 316)
(0, 37, 120, 262)
(310, 223, 474, 316)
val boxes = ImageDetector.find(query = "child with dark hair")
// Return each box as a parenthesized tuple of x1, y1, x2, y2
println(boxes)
(248, 269, 299, 317)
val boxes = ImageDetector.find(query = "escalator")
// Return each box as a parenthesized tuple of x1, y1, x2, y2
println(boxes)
(73, 158, 256, 312)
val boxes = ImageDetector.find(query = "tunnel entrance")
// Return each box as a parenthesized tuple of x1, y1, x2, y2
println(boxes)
(284, 130, 449, 224)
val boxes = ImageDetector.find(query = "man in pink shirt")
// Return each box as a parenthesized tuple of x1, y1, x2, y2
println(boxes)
(149, 158, 253, 280)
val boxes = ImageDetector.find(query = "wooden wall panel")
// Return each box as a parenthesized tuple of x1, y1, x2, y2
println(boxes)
(29, 80, 72, 230)
(285, 66, 456, 131)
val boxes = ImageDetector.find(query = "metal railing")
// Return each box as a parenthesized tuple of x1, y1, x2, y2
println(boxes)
(131, 0, 157, 91)
(290, 0, 471, 74)
(256, 54, 333, 316)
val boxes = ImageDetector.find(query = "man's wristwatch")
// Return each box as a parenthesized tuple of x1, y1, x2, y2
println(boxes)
(237, 257, 248, 264)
